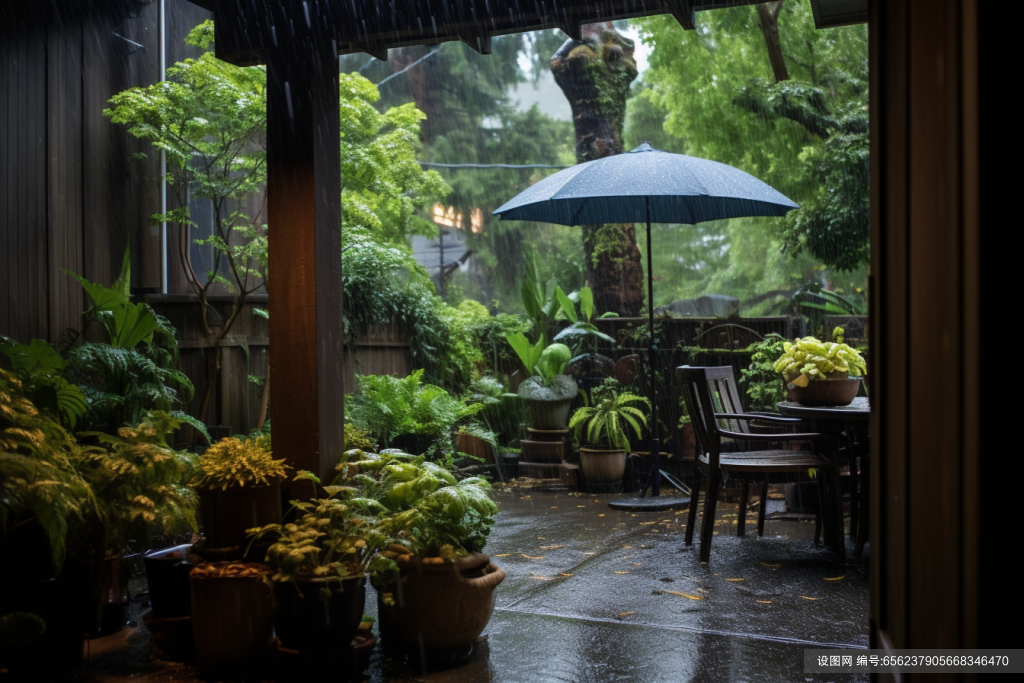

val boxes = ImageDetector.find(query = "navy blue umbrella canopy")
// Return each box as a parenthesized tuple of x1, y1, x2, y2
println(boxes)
(492, 143, 798, 506)
(493, 143, 798, 225)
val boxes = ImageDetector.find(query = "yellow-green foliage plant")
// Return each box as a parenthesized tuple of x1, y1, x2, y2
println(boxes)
(191, 435, 289, 491)
(0, 369, 95, 571)
(247, 471, 381, 601)
(77, 411, 199, 554)
(773, 327, 866, 386)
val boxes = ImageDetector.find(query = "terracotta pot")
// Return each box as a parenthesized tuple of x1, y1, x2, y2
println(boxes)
(190, 562, 274, 675)
(679, 422, 696, 458)
(455, 432, 494, 463)
(274, 575, 366, 651)
(526, 397, 574, 430)
(198, 479, 282, 550)
(786, 378, 861, 407)
(143, 544, 194, 619)
(379, 553, 505, 649)
(579, 447, 627, 483)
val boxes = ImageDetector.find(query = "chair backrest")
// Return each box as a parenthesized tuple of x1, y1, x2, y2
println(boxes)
(677, 366, 728, 468)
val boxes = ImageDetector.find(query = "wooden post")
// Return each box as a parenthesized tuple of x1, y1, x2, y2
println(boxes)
(266, 36, 344, 488)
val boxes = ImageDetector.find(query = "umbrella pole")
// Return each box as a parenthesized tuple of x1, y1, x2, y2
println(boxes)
(644, 199, 661, 497)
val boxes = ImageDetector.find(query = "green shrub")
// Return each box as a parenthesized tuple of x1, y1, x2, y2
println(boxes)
(345, 370, 480, 457)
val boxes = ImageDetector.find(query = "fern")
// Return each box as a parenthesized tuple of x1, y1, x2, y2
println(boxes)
(0, 337, 89, 428)
(0, 369, 95, 570)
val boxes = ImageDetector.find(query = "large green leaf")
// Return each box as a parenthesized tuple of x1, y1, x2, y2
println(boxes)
(579, 286, 595, 322)
(506, 331, 543, 376)
(554, 286, 578, 324)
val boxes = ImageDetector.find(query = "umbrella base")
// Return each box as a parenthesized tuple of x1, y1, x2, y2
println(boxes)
(608, 496, 691, 512)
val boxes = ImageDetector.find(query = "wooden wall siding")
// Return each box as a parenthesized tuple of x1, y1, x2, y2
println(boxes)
(0, 0, 211, 345)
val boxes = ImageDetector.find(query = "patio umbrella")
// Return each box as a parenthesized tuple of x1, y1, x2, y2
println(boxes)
(493, 143, 799, 507)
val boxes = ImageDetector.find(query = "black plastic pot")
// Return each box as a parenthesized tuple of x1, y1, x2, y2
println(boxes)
(785, 482, 820, 513)
(143, 544, 194, 619)
(0, 559, 96, 678)
(501, 452, 520, 479)
(198, 479, 283, 551)
(274, 576, 366, 651)
(389, 433, 435, 456)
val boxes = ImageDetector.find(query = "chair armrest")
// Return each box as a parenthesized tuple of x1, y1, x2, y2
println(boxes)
(715, 412, 803, 424)
(718, 428, 821, 442)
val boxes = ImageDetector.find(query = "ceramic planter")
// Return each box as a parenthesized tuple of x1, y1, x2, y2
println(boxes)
(190, 562, 273, 675)
(198, 479, 282, 551)
(377, 553, 505, 650)
(579, 447, 628, 483)
(274, 575, 366, 651)
(526, 397, 574, 430)
(786, 378, 861, 406)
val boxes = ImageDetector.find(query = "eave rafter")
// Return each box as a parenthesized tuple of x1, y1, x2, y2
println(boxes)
(188, 0, 762, 66)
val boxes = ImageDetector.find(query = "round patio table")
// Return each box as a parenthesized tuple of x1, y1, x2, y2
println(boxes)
(778, 397, 870, 559)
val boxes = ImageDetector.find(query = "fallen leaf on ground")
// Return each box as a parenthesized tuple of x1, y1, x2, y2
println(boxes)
(559, 573, 575, 577)
(759, 562, 782, 568)
(522, 496, 531, 499)
(800, 596, 820, 600)
(633, 563, 643, 567)
(756, 600, 773, 604)
(664, 590, 703, 600)
(520, 554, 544, 560)
(577, 505, 586, 508)
(823, 576, 846, 581)
(494, 554, 512, 557)
(598, 514, 606, 517)
(550, 506, 558, 509)
(530, 575, 551, 581)
(539, 545, 565, 550)
(614, 571, 630, 575)
(622, 545, 634, 549)
(617, 612, 635, 617)
(639, 521, 657, 526)
(725, 578, 746, 582)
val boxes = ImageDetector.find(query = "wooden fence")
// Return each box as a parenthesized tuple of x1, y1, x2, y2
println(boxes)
(150, 295, 412, 435)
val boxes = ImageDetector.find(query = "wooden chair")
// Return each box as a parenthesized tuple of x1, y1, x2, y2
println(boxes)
(676, 366, 845, 562)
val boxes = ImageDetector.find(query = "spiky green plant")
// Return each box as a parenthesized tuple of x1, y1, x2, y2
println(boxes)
(569, 388, 650, 451)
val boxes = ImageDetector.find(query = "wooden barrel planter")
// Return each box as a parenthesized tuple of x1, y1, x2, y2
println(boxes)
(190, 563, 274, 675)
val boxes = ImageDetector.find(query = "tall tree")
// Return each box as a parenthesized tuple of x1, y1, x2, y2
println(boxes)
(550, 23, 644, 317)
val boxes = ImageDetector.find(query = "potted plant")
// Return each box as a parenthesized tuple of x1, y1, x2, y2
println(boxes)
(773, 327, 866, 406)
(335, 450, 505, 650)
(190, 434, 289, 553)
(570, 385, 650, 484)
(506, 337, 577, 429)
(0, 370, 99, 675)
(75, 411, 199, 634)
(246, 471, 379, 653)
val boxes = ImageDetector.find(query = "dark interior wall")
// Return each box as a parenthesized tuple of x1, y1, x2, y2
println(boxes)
(0, 0, 210, 344)
(870, 0, 1016, 663)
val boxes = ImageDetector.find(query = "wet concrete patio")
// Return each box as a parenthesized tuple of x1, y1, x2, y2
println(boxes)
(82, 489, 868, 683)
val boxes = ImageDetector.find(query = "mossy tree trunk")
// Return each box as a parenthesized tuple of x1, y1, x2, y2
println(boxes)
(551, 23, 644, 317)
